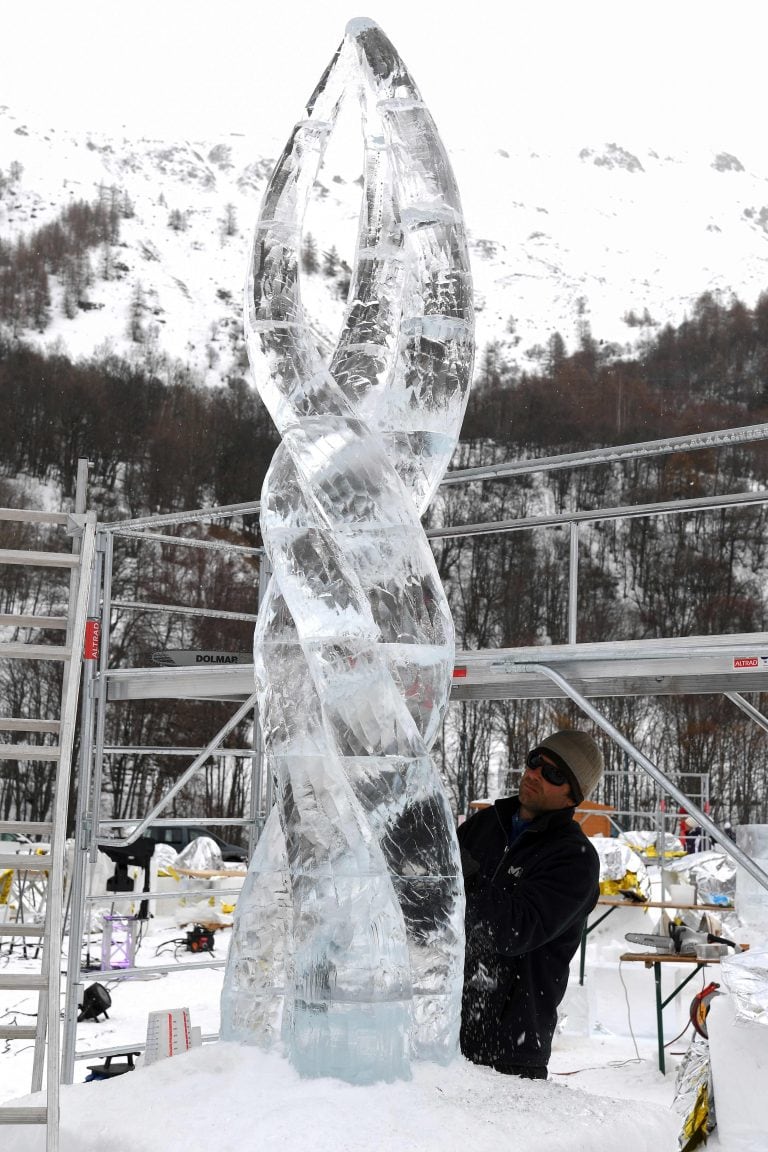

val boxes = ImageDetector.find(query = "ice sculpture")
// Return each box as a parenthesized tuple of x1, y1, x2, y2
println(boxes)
(221, 18, 474, 1083)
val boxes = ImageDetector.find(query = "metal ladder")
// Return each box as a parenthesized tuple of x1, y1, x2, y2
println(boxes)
(0, 468, 97, 1150)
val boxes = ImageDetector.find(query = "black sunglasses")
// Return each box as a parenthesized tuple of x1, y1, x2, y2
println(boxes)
(526, 748, 583, 803)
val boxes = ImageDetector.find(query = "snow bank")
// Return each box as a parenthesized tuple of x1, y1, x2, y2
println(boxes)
(5, 1042, 678, 1152)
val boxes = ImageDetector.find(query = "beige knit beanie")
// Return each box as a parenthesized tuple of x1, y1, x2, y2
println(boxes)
(538, 730, 604, 804)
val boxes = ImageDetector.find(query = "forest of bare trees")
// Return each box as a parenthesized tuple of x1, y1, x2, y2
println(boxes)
(0, 184, 132, 333)
(3, 286, 768, 836)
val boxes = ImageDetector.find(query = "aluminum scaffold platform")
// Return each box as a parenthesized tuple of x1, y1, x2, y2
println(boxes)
(0, 461, 96, 1151)
(60, 423, 768, 1076)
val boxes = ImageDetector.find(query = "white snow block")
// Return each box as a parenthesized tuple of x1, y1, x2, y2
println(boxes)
(707, 992, 768, 1152)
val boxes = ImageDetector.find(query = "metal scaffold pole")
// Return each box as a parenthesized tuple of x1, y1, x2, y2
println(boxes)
(61, 530, 104, 1084)
(523, 661, 768, 893)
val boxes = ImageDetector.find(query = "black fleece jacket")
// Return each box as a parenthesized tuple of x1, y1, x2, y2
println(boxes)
(458, 796, 599, 1070)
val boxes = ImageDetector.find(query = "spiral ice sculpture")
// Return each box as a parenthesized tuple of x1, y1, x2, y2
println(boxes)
(220, 18, 474, 1083)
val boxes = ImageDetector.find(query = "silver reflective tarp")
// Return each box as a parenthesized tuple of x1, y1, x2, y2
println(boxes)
(175, 836, 224, 872)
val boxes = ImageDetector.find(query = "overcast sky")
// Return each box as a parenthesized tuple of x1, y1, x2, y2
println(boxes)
(3, 1, 768, 163)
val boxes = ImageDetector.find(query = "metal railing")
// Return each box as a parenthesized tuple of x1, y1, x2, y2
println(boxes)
(62, 505, 266, 1083)
(59, 422, 768, 1080)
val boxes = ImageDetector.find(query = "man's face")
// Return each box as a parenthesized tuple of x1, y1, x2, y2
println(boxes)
(519, 753, 577, 817)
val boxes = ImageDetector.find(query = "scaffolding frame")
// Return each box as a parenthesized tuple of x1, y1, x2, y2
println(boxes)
(61, 511, 267, 1082)
(61, 421, 768, 1078)
(1, 462, 96, 1149)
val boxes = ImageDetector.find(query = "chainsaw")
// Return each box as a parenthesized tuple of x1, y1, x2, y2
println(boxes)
(625, 922, 738, 956)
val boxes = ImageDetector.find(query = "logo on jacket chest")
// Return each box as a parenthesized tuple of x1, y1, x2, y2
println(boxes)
(506, 863, 523, 879)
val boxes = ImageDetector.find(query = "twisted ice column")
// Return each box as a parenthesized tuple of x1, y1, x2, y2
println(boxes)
(221, 18, 474, 1083)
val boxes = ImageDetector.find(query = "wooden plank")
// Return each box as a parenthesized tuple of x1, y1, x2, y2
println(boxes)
(0, 549, 78, 568)
(0, 614, 68, 629)
(174, 867, 247, 878)
(0, 1107, 47, 1124)
(0, 643, 71, 661)
(620, 952, 708, 964)
(0, 924, 46, 937)
(0, 506, 68, 525)
(0, 744, 60, 761)
(0, 719, 60, 734)
(0, 973, 47, 990)
(0, 820, 53, 835)
(598, 898, 731, 911)
(620, 948, 748, 964)
(0, 854, 52, 871)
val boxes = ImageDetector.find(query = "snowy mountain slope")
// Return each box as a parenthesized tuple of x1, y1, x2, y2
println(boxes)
(460, 140, 768, 359)
(4, 102, 768, 383)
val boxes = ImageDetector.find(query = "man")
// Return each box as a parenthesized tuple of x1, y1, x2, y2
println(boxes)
(458, 729, 603, 1079)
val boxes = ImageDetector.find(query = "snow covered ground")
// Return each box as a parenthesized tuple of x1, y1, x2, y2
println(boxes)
(4, 896, 761, 1152)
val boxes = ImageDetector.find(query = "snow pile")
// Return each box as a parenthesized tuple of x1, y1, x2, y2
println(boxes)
(4, 908, 764, 1150)
(3, 1041, 678, 1152)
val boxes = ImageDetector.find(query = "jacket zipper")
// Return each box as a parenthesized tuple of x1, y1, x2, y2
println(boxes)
(490, 804, 540, 883)
(491, 806, 513, 883)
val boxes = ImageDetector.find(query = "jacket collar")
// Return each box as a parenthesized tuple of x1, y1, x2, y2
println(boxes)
(494, 794, 577, 834)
